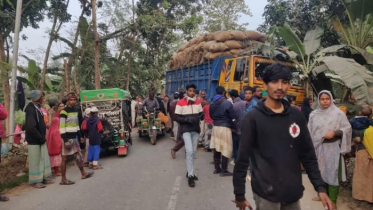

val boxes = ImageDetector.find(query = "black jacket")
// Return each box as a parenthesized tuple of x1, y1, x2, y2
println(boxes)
(210, 97, 236, 129)
(233, 99, 326, 203)
(24, 102, 46, 145)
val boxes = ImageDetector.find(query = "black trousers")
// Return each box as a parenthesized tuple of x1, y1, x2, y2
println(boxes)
(214, 150, 228, 171)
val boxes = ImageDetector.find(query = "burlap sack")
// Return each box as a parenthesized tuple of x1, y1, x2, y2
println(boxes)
(230, 31, 247, 41)
(204, 52, 223, 60)
(212, 31, 231, 42)
(203, 33, 213, 41)
(230, 49, 244, 56)
(194, 41, 205, 51)
(259, 36, 267, 43)
(245, 30, 263, 40)
(224, 40, 242, 49)
(185, 44, 197, 54)
(178, 43, 188, 52)
(204, 41, 228, 52)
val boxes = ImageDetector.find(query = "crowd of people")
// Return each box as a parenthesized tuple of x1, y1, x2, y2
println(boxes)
(164, 63, 372, 210)
(0, 63, 372, 209)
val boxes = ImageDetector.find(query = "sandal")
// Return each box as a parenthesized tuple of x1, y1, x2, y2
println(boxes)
(93, 165, 103, 170)
(32, 183, 46, 188)
(43, 179, 54, 185)
(0, 194, 9, 202)
(59, 180, 75, 185)
(81, 171, 94, 179)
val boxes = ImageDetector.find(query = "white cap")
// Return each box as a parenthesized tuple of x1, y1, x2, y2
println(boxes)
(90, 107, 99, 113)
(85, 108, 91, 116)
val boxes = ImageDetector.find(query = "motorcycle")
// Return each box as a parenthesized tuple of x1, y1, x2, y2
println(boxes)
(137, 108, 165, 145)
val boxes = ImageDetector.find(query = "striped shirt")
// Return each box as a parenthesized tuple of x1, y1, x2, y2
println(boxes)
(60, 106, 81, 142)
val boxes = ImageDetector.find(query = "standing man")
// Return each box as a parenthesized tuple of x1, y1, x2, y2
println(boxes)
(233, 64, 333, 210)
(210, 86, 236, 176)
(25, 90, 52, 188)
(83, 108, 91, 167)
(169, 92, 179, 140)
(131, 96, 138, 127)
(0, 101, 8, 201)
(60, 92, 93, 185)
(198, 90, 208, 147)
(229, 89, 246, 164)
(244, 86, 258, 114)
(174, 84, 204, 187)
(252, 86, 262, 102)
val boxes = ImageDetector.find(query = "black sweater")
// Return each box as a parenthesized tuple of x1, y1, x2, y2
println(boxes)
(233, 99, 326, 203)
(24, 103, 46, 145)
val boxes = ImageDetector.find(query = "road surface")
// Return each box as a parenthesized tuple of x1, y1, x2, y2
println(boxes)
(2, 132, 348, 210)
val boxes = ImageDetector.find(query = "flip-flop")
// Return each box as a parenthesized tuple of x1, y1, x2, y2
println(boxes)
(43, 179, 55, 184)
(93, 165, 103, 170)
(81, 171, 94, 179)
(59, 180, 75, 185)
(0, 194, 9, 202)
(32, 183, 46, 188)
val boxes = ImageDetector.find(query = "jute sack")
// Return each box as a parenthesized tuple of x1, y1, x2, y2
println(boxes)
(204, 41, 228, 52)
(194, 41, 205, 51)
(230, 49, 244, 56)
(259, 35, 267, 43)
(204, 52, 223, 60)
(224, 40, 242, 49)
(245, 30, 263, 40)
(178, 43, 188, 52)
(230, 31, 247, 41)
(185, 44, 197, 54)
(203, 33, 213, 41)
(212, 31, 231, 42)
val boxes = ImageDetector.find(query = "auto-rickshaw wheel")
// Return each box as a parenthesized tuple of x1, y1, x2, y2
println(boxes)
(150, 130, 157, 145)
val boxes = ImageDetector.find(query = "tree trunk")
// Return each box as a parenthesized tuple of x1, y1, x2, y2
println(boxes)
(92, 0, 101, 89)
(40, 16, 58, 92)
(125, 46, 133, 91)
(0, 34, 10, 135)
(64, 59, 70, 93)
(65, 7, 85, 94)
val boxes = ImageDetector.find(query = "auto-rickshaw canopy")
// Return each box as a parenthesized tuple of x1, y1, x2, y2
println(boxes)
(80, 88, 131, 102)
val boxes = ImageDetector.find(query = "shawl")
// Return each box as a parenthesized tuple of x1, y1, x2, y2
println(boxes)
(46, 117, 62, 156)
(308, 90, 352, 185)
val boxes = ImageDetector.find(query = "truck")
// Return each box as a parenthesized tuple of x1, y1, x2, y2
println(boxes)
(166, 53, 306, 104)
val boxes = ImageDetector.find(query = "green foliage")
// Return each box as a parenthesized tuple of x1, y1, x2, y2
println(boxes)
(202, 0, 252, 32)
(14, 110, 25, 125)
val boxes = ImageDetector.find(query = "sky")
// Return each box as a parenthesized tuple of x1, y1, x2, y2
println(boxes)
(18, 0, 268, 64)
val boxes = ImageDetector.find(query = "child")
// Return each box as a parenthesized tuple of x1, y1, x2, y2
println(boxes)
(350, 106, 373, 139)
(81, 107, 103, 170)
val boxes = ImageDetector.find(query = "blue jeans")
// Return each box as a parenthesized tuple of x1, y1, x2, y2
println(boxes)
(183, 131, 199, 177)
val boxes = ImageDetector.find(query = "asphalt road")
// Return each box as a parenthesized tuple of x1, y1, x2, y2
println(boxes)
(2, 131, 346, 210)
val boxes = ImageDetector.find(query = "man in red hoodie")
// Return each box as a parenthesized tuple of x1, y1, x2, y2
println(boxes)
(0, 102, 8, 201)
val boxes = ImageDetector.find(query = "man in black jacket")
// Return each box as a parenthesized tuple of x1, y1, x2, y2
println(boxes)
(210, 86, 236, 176)
(232, 64, 333, 210)
(25, 90, 52, 188)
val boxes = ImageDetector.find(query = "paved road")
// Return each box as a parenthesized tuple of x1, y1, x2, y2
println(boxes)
(3, 132, 346, 210)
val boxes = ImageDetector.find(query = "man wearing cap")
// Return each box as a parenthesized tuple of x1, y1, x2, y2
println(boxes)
(59, 92, 93, 185)
(25, 90, 53, 188)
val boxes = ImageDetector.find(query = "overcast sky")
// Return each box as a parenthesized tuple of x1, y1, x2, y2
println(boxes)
(18, 0, 267, 63)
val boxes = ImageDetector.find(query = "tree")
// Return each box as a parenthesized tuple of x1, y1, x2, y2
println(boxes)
(258, 0, 341, 47)
(40, 0, 71, 92)
(332, 0, 373, 49)
(0, 0, 47, 132)
(202, 0, 252, 32)
(92, 0, 101, 89)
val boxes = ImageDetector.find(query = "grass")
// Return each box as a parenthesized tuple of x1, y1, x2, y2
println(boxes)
(0, 173, 28, 192)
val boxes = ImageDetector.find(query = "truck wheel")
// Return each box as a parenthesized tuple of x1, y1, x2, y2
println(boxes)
(150, 130, 157, 145)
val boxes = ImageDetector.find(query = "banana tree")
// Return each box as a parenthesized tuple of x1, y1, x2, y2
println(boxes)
(277, 24, 373, 105)
(332, 0, 373, 49)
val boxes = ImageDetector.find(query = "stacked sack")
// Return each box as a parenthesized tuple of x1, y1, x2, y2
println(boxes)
(169, 30, 267, 70)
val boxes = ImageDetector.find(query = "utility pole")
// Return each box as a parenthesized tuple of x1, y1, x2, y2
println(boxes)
(8, 0, 23, 143)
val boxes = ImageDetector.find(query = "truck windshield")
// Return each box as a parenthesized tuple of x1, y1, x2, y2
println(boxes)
(234, 58, 245, 81)
(254, 58, 302, 86)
